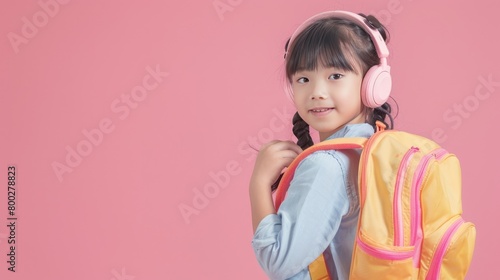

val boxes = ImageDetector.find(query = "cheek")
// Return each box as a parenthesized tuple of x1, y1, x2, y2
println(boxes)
(339, 81, 362, 106)
(292, 98, 310, 122)
(292, 91, 308, 108)
(336, 91, 362, 109)
(291, 86, 301, 98)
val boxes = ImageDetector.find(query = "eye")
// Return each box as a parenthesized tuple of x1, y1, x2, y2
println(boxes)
(296, 77, 309, 84)
(329, 73, 343, 80)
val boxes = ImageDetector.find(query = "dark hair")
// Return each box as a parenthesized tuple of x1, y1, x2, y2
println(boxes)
(271, 13, 394, 192)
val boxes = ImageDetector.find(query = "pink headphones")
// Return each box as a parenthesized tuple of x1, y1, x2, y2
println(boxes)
(285, 10, 392, 108)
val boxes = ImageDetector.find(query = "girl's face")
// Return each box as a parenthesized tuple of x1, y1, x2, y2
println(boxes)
(291, 63, 367, 141)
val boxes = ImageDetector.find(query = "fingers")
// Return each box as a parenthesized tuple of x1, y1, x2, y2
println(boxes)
(282, 140, 304, 155)
(278, 148, 300, 158)
(251, 140, 305, 186)
(263, 140, 303, 155)
(259, 140, 282, 150)
(264, 142, 303, 167)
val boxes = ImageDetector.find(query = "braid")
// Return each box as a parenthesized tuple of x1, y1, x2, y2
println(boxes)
(370, 102, 394, 130)
(292, 112, 314, 150)
(271, 112, 314, 192)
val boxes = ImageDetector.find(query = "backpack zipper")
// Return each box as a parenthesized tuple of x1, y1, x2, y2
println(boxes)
(411, 148, 448, 243)
(357, 236, 415, 260)
(394, 147, 419, 246)
(435, 149, 448, 160)
(411, 148, 448, 267)
(425, 218, 464, 279)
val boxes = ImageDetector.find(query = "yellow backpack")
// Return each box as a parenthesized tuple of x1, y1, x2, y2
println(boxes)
(274, 124, 476, 279)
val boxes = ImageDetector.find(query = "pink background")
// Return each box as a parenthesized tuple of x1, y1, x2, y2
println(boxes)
(1, 0, 498, 279)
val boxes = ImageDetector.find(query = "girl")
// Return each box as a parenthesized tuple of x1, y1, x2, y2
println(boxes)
(249, 11, 393, 280)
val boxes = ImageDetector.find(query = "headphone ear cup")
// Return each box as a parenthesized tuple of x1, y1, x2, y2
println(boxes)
(361, 64, 392, 108)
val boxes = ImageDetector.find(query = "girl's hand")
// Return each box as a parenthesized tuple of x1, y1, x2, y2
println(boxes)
(249, 140, 302, 232)
(249, 140, 303, 190)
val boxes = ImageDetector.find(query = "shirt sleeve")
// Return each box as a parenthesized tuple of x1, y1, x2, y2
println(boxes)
(251, 150, 350, 279)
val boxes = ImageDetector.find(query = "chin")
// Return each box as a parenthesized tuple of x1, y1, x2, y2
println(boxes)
(314, 124, 341, 133)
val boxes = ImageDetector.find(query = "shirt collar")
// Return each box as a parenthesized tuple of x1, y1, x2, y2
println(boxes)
(324, 123, 375, 141)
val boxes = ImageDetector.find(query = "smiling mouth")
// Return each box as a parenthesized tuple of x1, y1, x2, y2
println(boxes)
(309, 107, 334, 112)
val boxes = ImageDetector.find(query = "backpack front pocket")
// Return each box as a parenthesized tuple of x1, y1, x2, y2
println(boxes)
(421, 217, 476, 280)
(350, 232, 417, 280)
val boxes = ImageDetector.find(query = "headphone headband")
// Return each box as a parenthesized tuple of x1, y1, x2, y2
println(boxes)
(285, 10, 389, 61)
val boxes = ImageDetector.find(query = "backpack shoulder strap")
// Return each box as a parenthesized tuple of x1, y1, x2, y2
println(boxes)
(274, 137, 367, 209)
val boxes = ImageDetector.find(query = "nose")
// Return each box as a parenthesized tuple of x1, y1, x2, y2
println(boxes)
(310, 80, 328, 100)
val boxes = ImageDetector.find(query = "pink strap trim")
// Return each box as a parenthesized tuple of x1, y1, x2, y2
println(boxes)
(274, 138, 367, 209)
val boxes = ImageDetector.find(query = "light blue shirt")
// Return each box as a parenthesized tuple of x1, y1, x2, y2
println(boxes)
(252, 123, 374, 280)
